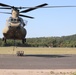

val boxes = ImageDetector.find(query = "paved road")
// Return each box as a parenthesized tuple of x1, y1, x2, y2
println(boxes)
(0, 54, 76, 69)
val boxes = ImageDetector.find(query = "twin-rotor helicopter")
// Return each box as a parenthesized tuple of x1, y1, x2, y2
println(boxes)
(0, 3, 48, 44)
(0, 3, 76, 44)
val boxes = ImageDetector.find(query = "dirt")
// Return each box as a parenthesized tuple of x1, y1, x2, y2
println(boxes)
(0, 69, 76, 75)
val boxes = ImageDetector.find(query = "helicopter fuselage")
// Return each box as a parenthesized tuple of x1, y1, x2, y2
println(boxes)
(3, 17, 27, 40)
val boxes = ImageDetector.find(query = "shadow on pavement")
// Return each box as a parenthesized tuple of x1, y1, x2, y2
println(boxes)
(21, 54, 70, 58)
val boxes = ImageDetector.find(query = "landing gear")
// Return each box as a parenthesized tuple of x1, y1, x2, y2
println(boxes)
(22, 38, 26, 44)
(2, 37, 6, 43)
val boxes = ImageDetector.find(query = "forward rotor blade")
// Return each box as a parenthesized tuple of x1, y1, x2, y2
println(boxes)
(0, 3, 12, 7)
(20, 3, 48, 13)
(43, 6, 76, 8)
(0, 12, 11, 14)
(19, 14, 34, 19)
(0, 12, 34, 19)
(0, 7, 11, 9)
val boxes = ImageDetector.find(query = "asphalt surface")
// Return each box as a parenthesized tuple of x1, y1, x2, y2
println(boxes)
(0, 54, 76, 69)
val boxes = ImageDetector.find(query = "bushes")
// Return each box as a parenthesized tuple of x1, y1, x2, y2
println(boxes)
(0, 34, 76, 47)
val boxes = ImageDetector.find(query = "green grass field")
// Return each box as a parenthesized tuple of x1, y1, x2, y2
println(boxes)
(0, 47, 76, 54)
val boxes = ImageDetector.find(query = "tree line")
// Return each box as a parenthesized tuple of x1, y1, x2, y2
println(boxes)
(0, 34, 76, 47)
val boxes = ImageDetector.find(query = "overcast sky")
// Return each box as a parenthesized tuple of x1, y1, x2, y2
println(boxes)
(0, 0, 76, 38)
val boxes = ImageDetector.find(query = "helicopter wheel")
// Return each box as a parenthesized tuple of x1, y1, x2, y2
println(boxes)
(24, 38, 26, 42)
(22, 39, 25, 44)
(2, 37, 7, 43)
(4, 39, 6, 43)
(22, 38, 26, 44)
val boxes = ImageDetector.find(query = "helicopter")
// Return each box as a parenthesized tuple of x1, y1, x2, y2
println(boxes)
(0, 3, 48, 44)
(0, 3, 76, 44)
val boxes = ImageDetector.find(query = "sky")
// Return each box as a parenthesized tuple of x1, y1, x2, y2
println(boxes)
(0, 0, 76, 38)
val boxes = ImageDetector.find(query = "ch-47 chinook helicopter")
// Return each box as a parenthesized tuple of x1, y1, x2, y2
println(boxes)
(0, 3, 76, 44)
(0, 3, 48, 44)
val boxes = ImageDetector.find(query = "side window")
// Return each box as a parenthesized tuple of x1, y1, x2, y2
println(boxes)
(6, 18, 11, 26)
(11, 18, 13, 22)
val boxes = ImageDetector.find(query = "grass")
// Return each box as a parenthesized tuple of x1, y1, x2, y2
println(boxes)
(0, 47, 76, 54)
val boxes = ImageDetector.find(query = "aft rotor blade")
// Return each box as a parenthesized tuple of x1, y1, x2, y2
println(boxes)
(0, 3, 12, 7)
(19, 14, 34, 19)
(20, 3, 48, 13)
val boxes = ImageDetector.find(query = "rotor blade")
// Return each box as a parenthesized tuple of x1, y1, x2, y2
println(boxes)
(12, 5, 76, 9)
(0, 7, 11, 9)
(19, 14, 34, 19)
(43, 6, 76, 8)
(0, 3, 12, 7)
(20, 3, 48, 13)
(0, 12, 11, 14)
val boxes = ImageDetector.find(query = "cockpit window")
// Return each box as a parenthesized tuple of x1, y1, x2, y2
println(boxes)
(11, 18, 13, 21)
(10, 18, 20, 23)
